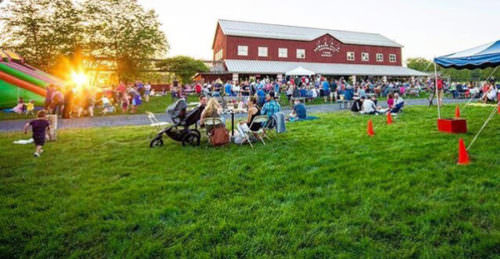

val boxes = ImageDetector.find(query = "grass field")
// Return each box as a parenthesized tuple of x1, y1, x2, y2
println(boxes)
(0, 105, 498, 257)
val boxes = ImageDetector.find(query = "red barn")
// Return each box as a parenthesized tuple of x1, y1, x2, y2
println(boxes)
(201, 19, 426, 82)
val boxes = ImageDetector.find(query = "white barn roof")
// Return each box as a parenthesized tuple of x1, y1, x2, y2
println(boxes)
(225, 59, 427, 77)
(218, 19, 403, 48)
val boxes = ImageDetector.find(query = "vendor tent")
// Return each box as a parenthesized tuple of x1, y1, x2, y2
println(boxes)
(432, 40, 499, 119)
(285, 66, 315, 76)
(433, 40, 499, 152)
(434, 40, 500, 69)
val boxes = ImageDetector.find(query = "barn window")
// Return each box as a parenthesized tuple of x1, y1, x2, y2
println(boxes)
(347, 51, 355, 61)
(278, 48, 288, 58)
(389, 54, 397, 63)
(258, 47, 268, 57)
(238, 45, 248, 56)
(361, 52, 369, 62)
(376, 53, 383, 62)
(296, 49, 305, 59)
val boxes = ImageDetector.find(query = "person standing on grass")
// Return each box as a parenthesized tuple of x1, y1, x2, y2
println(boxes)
(130, 89, 142, 113)
(44, 85, 54, 110)
(330, 79, 337, 102)
(24, 110, 50, 157)
(62, 86, 74, 119)
(224, 81, 233, 96)
(121, 92, 129, 113)
(437, 77, 444, 106)
(322, 79, 330, 103)
(144, 82, 151, 102)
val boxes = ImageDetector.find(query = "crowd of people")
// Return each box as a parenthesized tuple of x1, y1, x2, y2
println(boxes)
(448, 79, 498, 103)
(30, 81, 154, 119)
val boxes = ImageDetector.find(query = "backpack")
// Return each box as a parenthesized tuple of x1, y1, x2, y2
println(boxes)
(209, 126, 230, 146)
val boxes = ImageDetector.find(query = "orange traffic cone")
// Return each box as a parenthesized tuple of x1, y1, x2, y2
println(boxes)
(457, 138, 470, 165)
(387, 112, 393, 124)
(367, 119, 375, 136)
(455, 105, 461, 118)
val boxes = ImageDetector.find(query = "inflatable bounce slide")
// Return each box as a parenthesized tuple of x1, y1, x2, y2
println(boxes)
(0, 50, 63, 108)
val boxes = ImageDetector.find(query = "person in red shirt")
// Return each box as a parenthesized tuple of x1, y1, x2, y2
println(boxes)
(194, 82, 202, 96)
(116, 81, 127, 96)
(437, 78, 444, 106)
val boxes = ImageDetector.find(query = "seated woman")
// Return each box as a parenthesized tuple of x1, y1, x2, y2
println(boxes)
(482, 85, 498, 103)
(390, 93, 405, 113)
(200, 98, 224, 133)
(351, 96, 362, 113)
(386, 93, 394, 110)
(236, 96, 261, 136)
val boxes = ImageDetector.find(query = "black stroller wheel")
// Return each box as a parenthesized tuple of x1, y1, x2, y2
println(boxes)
(150, 136, 164, 148)
(192, 129, 201, 138)
(182, 132, 200, 146)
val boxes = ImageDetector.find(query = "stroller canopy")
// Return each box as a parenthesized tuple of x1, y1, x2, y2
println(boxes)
(434, 40, 500, 69)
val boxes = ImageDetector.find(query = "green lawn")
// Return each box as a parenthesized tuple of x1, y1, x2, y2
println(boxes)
(0, 106, 498, 257)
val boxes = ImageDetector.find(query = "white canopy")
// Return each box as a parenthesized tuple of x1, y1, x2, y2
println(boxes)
(285, 66, 315, 76)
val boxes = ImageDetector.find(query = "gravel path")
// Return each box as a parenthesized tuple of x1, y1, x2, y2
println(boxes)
(0, 98, 472, 132)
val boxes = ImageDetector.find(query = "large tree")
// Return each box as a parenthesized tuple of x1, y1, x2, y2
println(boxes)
(157, 56, 209, 84)
(81, 0, 169, 81)
(0, 0, 168, 82)
(0, 0, 82, 71)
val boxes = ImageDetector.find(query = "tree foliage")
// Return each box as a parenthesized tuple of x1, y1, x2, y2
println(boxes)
(0, 0, 81, 70)
(0, 0, 168, 81)
(81, 0, 168, 81)
(157, 56, 209, 84)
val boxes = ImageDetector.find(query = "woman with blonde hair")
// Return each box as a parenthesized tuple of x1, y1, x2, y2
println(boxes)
(200, 98, 224, 132)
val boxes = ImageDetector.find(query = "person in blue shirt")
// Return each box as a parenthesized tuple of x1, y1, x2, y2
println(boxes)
(256, 88, 266, 107)
(261, 93, 281, 119)
(322, 80, 330, 103)
(289, 99, 306, 121)
(330, 79, 338, 102)
(224, 81, 233, 96)
(299, 87, 307, 97)
(274, 81, 280, 95)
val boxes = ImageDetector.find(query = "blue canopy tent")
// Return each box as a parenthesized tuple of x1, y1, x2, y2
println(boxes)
(432, 40, 500, 118)
(433, 40, 499, 151)
(434, 40, 500, 69)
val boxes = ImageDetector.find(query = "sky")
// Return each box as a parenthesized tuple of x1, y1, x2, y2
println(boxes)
(0, 0, 498, 64)
(138, 0, 500, 64)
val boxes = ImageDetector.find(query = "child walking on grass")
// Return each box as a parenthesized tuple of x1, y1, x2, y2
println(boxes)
(24, 110, 50, 157)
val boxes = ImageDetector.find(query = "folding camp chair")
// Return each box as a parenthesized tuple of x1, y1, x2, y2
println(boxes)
(244, 115, 269, 149)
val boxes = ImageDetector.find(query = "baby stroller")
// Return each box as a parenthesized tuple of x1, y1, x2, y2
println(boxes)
(150, 99, 204, 147)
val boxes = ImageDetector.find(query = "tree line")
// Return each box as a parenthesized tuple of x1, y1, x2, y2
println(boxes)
(406, 57, 499, 82)
(0, 0, 207, 84)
